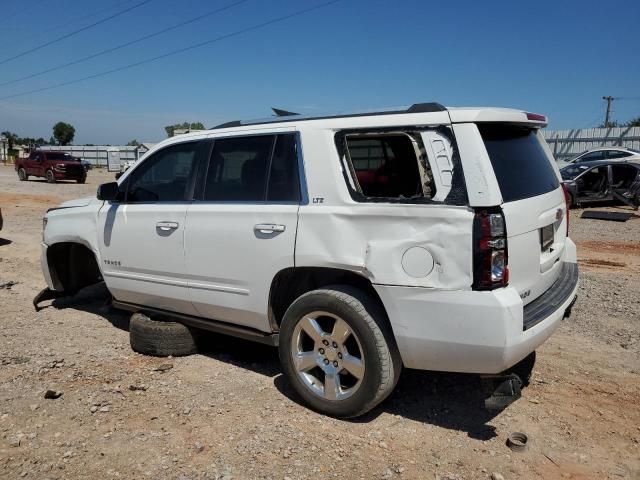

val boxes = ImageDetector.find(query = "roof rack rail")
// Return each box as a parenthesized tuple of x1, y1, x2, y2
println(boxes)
(211, 102, 446, 129)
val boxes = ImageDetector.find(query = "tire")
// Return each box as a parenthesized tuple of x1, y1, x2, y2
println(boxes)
(129, 312, 199, 357)
(509, 351, 536, 386)
(45, 170, 56, 183)
(77, 175, 86, 184)
(18, 168, 28, 181)
(278, 285, 402, 418)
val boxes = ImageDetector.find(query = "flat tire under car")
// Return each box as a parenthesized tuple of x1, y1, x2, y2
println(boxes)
(129, 312, 199, 357)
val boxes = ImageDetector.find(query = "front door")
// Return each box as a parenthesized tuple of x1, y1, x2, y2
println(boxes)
(185, 133, 302, 332)
(25, 152, 41, 176)
(97, 140, 207, 315)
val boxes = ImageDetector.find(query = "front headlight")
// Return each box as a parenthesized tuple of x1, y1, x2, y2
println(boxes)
(42, 217, 48, 242)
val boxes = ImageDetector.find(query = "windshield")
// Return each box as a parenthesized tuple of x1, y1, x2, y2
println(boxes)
(560, 164, 591, 180)
(478, 124, 559, 202)
(46, 152, 75, 161)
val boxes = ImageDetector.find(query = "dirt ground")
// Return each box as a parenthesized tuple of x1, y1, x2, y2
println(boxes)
(0, 164, 638, 480)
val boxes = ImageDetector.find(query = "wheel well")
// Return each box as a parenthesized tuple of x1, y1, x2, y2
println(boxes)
(47, 242, 102, 294)
(268, 267, 386, 331)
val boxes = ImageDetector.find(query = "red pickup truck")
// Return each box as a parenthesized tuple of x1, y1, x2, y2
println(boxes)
(15, 150, 87, 184)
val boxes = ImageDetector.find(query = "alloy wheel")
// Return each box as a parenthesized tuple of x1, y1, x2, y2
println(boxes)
(290, 311, 365, 401)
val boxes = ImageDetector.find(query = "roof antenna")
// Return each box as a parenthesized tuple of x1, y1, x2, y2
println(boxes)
(272, 107, 299, 117)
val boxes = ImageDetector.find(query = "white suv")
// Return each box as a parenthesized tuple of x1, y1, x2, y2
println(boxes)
(39, 103, 579, 417)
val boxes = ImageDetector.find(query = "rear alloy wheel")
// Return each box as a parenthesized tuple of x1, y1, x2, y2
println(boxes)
(292, 311, 366, 401)
(45, 170, 56, 183)
(279, 286, 401, 418)
(18, 168, 28, 181)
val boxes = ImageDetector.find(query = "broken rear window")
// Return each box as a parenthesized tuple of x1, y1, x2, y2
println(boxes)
(343, 133, 432, 200)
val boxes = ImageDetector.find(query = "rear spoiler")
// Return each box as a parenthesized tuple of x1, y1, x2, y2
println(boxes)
(448, 109, 548, 128)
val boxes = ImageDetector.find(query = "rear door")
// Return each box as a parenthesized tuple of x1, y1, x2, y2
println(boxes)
(476, 124, 568, 305)
(184, 132, 301, 332)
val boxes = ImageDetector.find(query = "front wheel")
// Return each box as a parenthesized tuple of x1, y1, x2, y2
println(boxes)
(17, 167, 28, 181)
(45, 170, 56, 183)
(278, 285, 402, 418)
(77, 175, 86, 184)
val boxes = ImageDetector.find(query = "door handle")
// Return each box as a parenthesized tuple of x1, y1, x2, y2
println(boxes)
(254, 223, 286, 234)
(156, 221, 179, 231)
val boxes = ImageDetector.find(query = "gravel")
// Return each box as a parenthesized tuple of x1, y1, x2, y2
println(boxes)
(0, 165, 639, 479)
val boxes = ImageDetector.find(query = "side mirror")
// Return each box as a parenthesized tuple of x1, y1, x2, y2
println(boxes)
(97, 182, 120, 201)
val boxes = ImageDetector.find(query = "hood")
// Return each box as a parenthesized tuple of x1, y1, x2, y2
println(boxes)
(57, 196, 96, 209)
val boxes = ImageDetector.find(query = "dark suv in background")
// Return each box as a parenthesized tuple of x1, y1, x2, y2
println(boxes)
(560, 160, 640, 207)
(15, 150, 87, 183)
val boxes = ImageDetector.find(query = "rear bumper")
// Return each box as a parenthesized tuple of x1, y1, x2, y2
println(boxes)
(375, 260, 579, 374)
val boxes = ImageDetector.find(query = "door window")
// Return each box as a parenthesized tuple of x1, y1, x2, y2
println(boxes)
(202, 134, 300, 202)
(125, 141, 200, 202)
(611, 164, 638, 189)
(577, 167, 608, 193)
(607, 150, 631, 159)
(577, 151, 605, 162)
(267, 134, 300, 202)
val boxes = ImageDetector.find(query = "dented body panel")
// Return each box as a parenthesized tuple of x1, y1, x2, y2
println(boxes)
(295, 204, 473, 289)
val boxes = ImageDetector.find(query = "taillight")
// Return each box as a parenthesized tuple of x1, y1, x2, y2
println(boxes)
(526, 112, 547, 123)
(561, 183, 570, 236)
(473, 209, 508, 290)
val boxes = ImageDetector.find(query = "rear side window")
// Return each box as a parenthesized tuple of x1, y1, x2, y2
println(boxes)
(344, 134, 428, 199)
(607, 150, 631, 159)
(203, 133, 300, 202)
(268, 134, 300, 202)
(479, 124, 559, 202)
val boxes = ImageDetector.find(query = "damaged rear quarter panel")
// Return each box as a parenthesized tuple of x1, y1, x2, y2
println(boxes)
(295, 204, 474, 289)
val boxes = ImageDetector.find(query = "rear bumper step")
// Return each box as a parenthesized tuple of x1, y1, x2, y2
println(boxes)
(523, 262, 578, 331)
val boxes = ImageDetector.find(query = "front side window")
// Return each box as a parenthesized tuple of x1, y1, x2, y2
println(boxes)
(203, 133, 300, 202)
(125, 141, 200, 202)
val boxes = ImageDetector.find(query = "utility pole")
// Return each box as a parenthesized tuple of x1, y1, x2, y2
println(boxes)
(602, 96, 614, 128)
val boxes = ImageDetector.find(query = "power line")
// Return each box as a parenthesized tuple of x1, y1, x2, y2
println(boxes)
(0, 0, 155, 66)
(0, 0, 343, 101)
(0, 0, 249, 88)
(2, 0, 138, 51)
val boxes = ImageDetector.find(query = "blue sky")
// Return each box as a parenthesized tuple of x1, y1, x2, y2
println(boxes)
(0, 0, 638, 145)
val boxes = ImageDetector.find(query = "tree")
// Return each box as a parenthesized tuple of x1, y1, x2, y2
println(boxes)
(52, 121, 75, 145)
(1, 131, 18, 151)
(625, 116, 640, 127)
(164, 122, 205, 137)
(127, 139, 141, 146)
